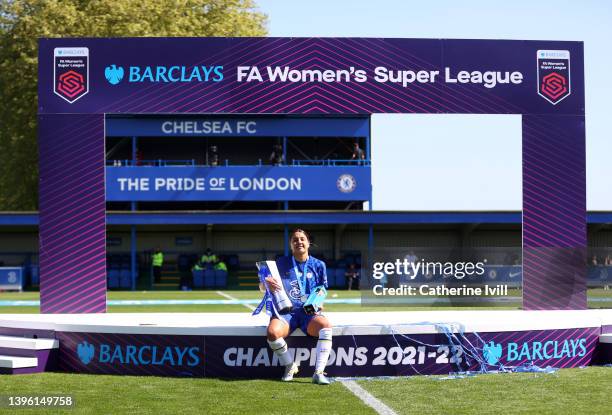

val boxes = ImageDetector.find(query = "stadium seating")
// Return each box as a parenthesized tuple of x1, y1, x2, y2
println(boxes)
(215, 270, 228, 287)
(119, 269, 131, 288)
(192, 267, 228, 289)
(107, 269, 120, 288)
(30, 265, 39, 286)
(204, 269, 215, 287)
(177, 254, 192, 272)
(326, 267, 336, 287)
(588, 266, 610, 287)
(335, 268, 346, 288)
(193, 270, 204, 288)
(227, 254, 240, 270)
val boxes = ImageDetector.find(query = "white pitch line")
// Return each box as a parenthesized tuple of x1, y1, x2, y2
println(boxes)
(340, 380, 398, 415)
(216, 290, 255, 311)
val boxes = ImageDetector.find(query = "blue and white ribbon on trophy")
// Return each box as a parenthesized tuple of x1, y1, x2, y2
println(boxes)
(253, 261, 293, 317)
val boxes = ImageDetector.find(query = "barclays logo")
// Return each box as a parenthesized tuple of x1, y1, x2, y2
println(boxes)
(77, 341, 95, 365)
(104, 64, 223, 84)
(105, 65, 124, 85)
(481, 337, 587, 366)
(74, 341, 201, 367)
(507, 338, 586, 361)
(483, 341, 502, 365)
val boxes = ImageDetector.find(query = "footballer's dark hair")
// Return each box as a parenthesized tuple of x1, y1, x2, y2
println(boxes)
(290, 228, 314, 245)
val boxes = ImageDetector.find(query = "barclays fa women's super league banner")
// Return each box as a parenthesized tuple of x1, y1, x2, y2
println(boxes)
(38, 38, 585, 313)
(39, 38, 582, 114)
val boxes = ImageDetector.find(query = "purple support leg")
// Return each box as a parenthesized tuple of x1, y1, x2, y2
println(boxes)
(38, 114, 106, 313)
(522, 115, 587, 310)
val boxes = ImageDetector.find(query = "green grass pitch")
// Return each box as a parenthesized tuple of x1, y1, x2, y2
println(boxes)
(0, 368, 609, 414)
(0, 289, 610, 313)
(0, 290, 610, 414)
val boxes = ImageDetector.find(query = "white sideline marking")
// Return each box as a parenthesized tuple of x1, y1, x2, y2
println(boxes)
(340, 380, 398, 415)
(216, 291, 255, 311)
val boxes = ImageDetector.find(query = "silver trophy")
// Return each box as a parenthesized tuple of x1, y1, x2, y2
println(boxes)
(256, 261, 293, 314)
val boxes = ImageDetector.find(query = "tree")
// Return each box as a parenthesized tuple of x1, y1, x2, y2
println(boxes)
(0, 0, 267, 210)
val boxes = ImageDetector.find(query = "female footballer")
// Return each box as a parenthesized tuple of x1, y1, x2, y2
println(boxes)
(263, 228, 332, 385)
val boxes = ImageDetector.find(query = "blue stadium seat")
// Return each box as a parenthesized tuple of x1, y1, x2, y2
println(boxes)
(30, 265, 39, 286)
(588, 266, 609, 284)
(204, 269, 215, 287)
(108, 269, 120, 288)
(228, 255, 240, 270)
(335, 268, 346, 288)
(326, 267, 336, 288)
(344, 254, 355, 265)
(120, 254, 130, 267)
(108, 254, 121, 270)
(193, 270, 204, 288)
(215, 270, 228, 287)
(177, 254, 191, 272)
(119, 269, 131, 288)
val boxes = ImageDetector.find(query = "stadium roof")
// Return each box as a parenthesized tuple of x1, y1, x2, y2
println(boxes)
(1, 211, 612, 226)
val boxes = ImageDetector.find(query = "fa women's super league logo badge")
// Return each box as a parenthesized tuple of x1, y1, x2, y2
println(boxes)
(53, 47, 89, 103)
(537, 50, 571, 105)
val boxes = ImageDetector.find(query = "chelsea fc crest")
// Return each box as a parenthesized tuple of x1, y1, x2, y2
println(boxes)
(337, 174, 357, 193)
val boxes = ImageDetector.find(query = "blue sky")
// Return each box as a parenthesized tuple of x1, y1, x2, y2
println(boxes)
(257, 0, 611, 210)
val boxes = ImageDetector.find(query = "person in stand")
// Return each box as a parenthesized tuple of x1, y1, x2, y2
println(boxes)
(261, 228, 332, 385)
(132, 149, 144, 166)
(345, 263, 360, 290)
(214, 259, 228, 272)
(152, 247, 163, 283)
(269, 143, 284, 165)
(351, 141, 365, 164)
(209, 145, 219, 166)
(201, 248, 218, 267)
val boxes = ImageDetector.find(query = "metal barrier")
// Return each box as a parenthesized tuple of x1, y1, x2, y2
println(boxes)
(106, 159, 371, 167)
